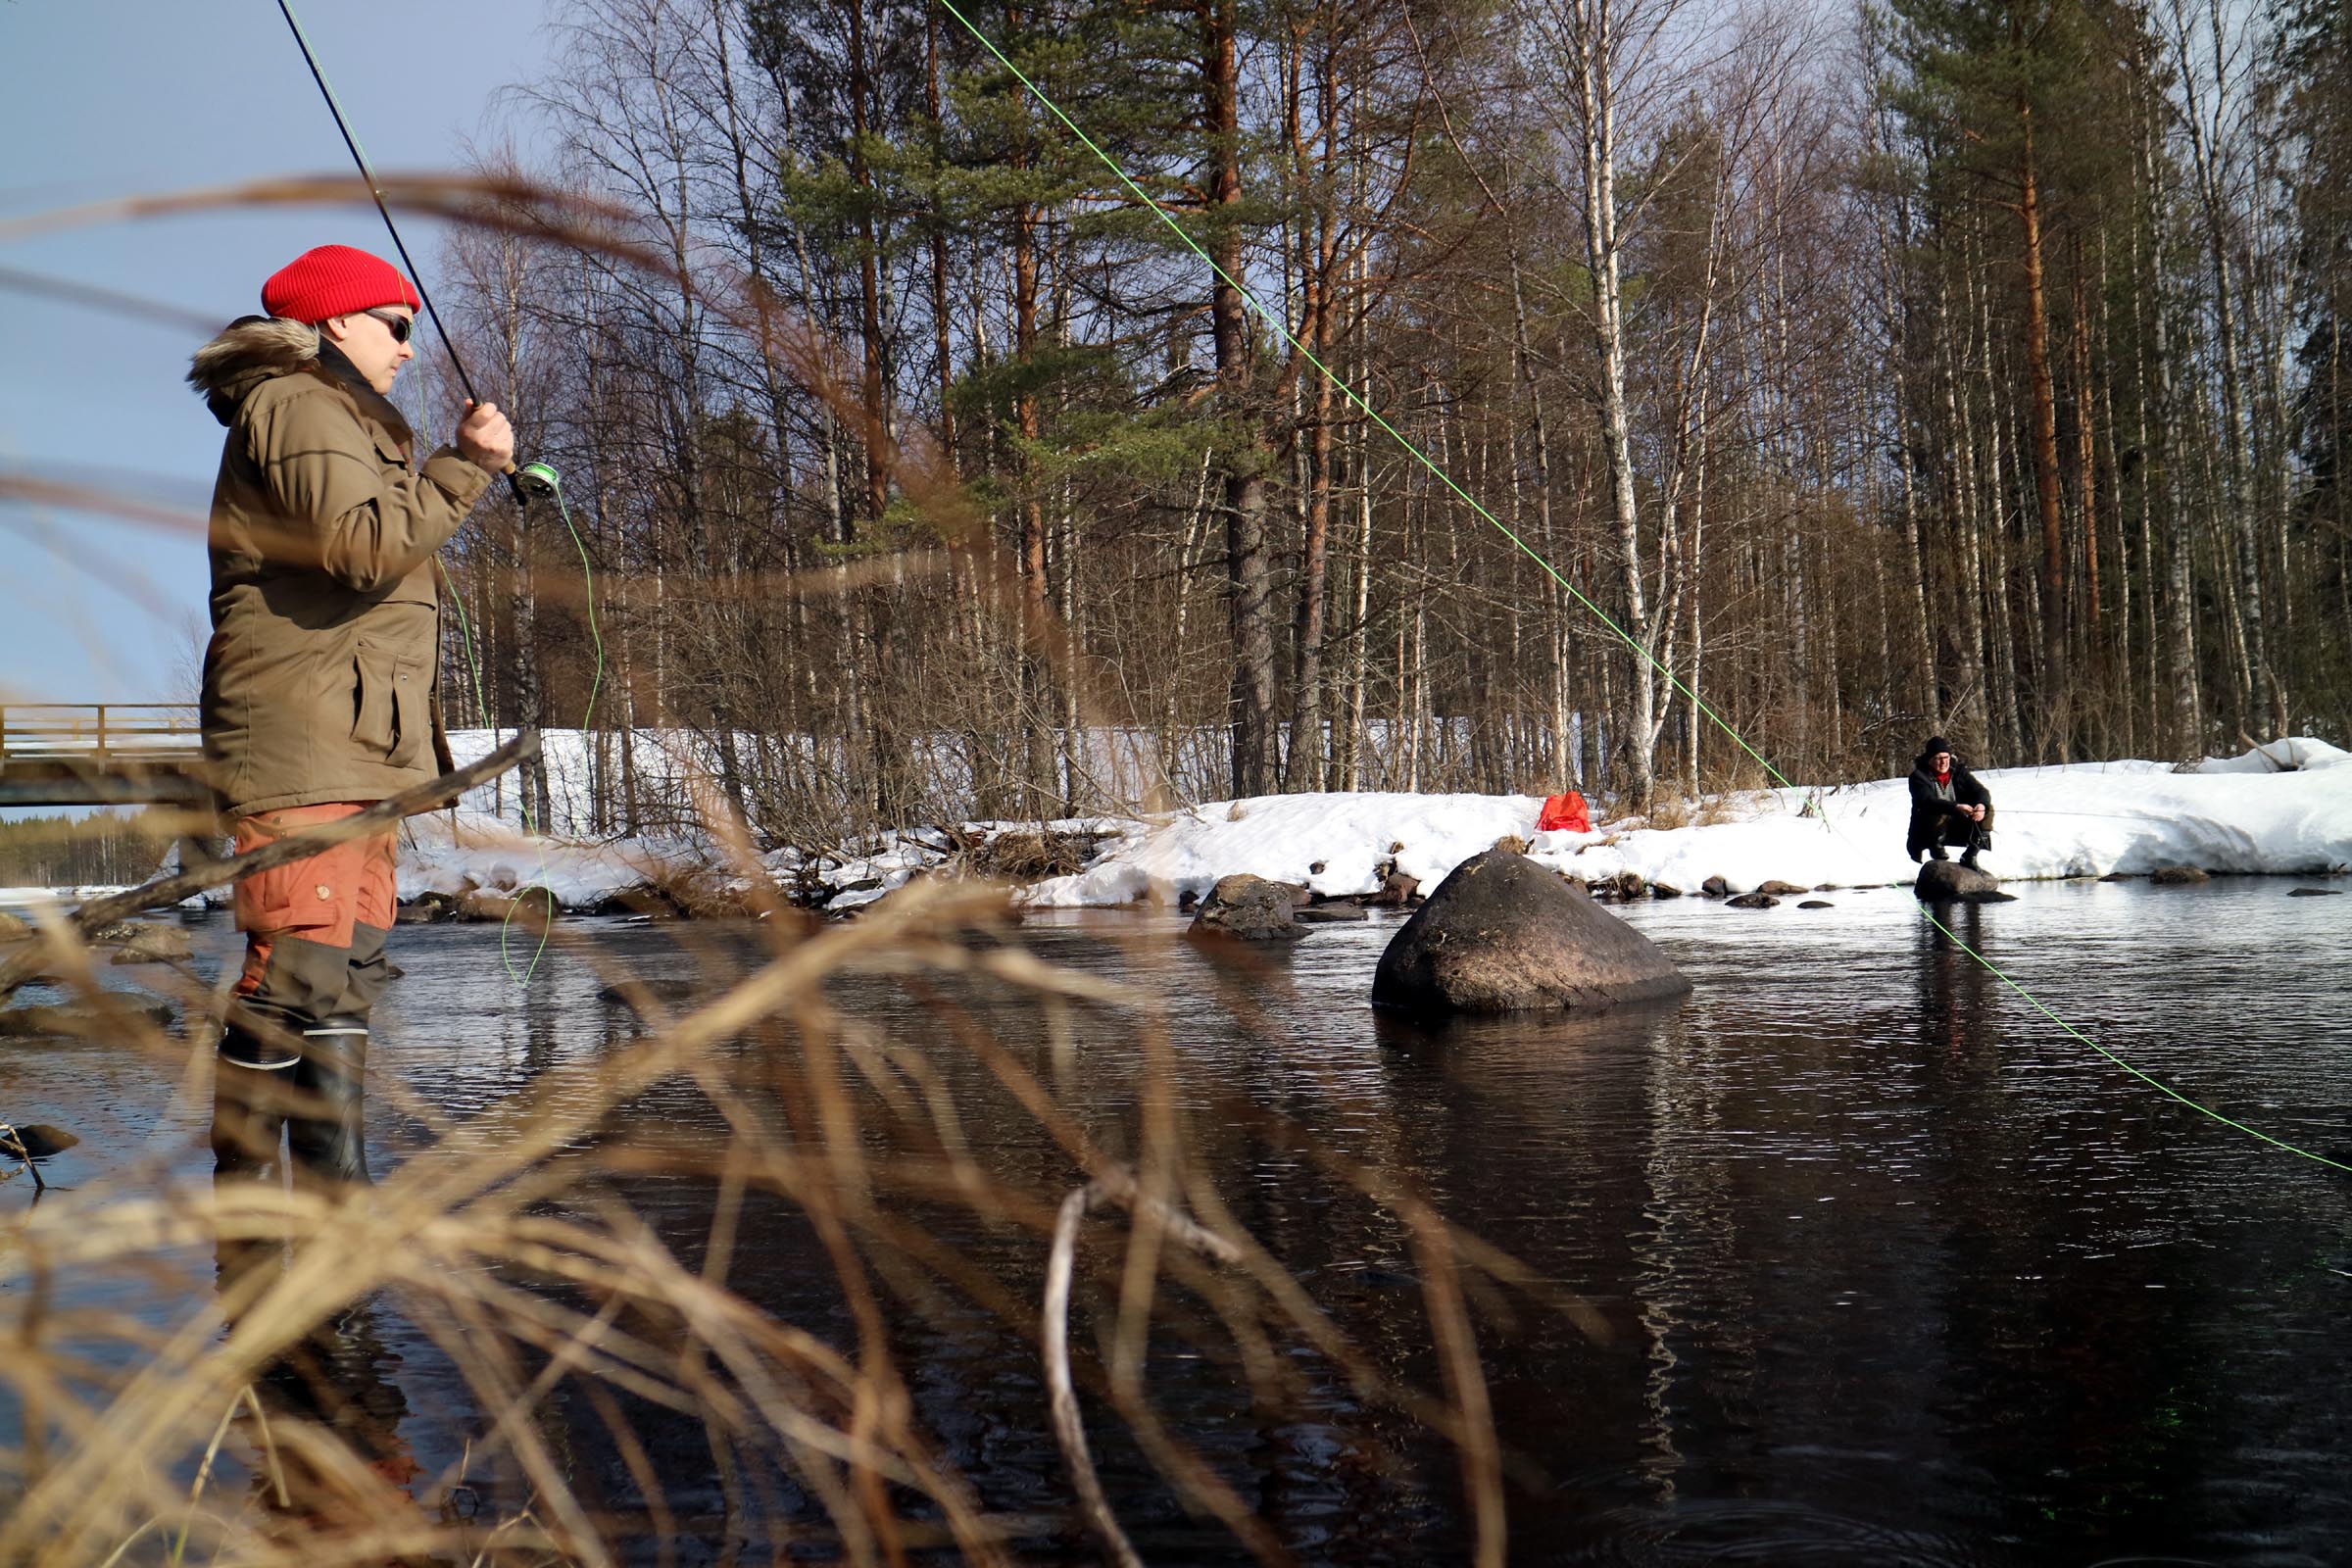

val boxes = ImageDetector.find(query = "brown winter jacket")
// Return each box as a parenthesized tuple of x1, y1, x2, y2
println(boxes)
(189, 317, 492, 817)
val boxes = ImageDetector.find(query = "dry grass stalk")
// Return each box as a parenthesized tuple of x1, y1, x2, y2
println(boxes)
(0, 851, 1605, 1564)
(0, 170, 1596, 1558)
(1042, 1170, 1243, 1568)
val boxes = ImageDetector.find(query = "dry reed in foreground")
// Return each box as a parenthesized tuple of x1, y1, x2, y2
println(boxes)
(0, 872, 1602, 1567)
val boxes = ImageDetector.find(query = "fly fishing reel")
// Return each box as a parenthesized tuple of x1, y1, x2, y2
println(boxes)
(512, 462, 561, 504)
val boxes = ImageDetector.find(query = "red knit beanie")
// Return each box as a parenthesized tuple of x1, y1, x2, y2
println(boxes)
(260, 244, 421, 323)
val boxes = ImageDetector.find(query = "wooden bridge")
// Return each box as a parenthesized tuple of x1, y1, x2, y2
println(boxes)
(0, 705, 213, 808)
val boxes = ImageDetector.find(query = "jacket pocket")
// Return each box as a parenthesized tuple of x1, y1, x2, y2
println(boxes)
(352, 641, 398, 754)
(389, 654, 428, 768)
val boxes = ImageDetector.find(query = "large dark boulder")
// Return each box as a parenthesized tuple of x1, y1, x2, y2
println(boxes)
(1188, 875, 1308, 942)
(1371, 849, 1690, 1015)
(1914, 860, 2001, 902)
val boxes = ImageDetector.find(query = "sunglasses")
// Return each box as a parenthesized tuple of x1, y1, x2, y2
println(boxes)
(363, 308, 416, 344)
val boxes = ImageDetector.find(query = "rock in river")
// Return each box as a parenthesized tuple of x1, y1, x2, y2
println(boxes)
(1370, 849, 1690, 1015)
(105, 922, 193, 964)
(1, 1123, 77, 1159)
(1914, 860, 2003, 902)
(1188, 875, 1307, 942)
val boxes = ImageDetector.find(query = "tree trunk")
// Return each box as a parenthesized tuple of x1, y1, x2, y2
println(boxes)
(1205, 0, 1276, 798)
(2014, 81, 2069, 760)
(1565, 1, 1655, 808)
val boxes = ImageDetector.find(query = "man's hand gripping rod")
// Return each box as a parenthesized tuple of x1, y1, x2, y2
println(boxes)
(274, 0, 558, 510)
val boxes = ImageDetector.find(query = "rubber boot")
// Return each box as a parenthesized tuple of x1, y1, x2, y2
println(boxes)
(213, 1018, 296, 1180)
(1928, 846, 1949, 861)
(287, 1016, 372, 1189)
(219, 1010, 303, 1072)
(1959, 847, 1981, 869)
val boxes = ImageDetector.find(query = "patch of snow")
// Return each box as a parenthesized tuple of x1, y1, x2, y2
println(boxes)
(397, 811, 680, 908)
(2189, 738, 2350, 774)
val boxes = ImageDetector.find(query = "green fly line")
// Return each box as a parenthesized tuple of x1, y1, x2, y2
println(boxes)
(937, 0, 2349, 1176)
(417, 436, 607, 989)
(453, 469, 605, 990)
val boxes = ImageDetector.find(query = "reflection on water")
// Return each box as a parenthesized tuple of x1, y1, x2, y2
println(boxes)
(4, 880, 2349, 1564)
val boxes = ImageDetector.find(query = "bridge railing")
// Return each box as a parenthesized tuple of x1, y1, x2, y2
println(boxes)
(0, 704, 202, 765)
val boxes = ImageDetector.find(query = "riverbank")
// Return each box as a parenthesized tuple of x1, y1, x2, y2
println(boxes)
(1, 737, 2340, 922)
(1031, 736, 2352, 907)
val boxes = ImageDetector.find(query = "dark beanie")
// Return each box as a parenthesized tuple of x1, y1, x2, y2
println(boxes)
(261, 244, 420, 323)
(1922, 736, 1951, 755)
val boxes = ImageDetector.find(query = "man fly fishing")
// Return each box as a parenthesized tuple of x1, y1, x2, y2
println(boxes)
(190, 243, 512, 1189)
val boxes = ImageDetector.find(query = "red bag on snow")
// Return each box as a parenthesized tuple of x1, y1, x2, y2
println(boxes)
(1536, 791, 1592, 834)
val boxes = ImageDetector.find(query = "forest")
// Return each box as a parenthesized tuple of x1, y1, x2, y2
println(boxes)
(412, 0, 2352, 843)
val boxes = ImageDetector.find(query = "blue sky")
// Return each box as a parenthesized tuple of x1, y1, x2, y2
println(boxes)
(0, 0, 559, 705)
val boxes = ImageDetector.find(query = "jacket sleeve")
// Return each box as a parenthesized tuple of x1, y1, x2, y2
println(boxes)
(248, 386, 492, 592)
(1907, 770, 1965, 821)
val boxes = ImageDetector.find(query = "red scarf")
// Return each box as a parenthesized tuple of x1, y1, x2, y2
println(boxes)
(1935, 766, 1952, 787)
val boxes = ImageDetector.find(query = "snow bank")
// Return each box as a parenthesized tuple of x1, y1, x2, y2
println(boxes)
(1026, 739, 2352, 906)
(1028, 794, 1546, 906)
(395, 812, 682, 909)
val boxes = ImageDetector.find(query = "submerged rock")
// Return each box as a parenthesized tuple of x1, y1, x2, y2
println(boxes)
(1725, 893, 1780, 909)
(1756, 880, 1808, 897)
(1188, 875, 1308, 942)
(1915, 860, 2002, 902)
(1799, 900, 1834, 909)
(0, 1000, 174, 1040)
(0, 1123, 78, 1159)
(1370, 849, 1690, 1016)
(105, 923, 192, 964)
(2150, 864, 2210, 885)
(2288, 887, 2342, 897)
(1296, 905, 1370, 923)
(596, 976, 710, 1018)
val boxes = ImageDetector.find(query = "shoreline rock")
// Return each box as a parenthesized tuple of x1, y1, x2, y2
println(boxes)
(1188, 875, 1309, 942)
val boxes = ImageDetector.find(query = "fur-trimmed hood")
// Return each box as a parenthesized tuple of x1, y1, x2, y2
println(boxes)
(187, 316, 321, 425)
(187, 315, 415, 450)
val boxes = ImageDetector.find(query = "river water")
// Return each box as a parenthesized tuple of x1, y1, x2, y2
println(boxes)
(4, 878, 2349, 1564)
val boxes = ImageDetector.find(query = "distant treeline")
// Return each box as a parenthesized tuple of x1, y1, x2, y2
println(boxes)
(0, 809, 180, 890)
(407, 0, 2352, 845)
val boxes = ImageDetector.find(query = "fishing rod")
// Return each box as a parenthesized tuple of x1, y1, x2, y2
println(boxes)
(272, 0, 557, 510)
(273, 0, 608, 988)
